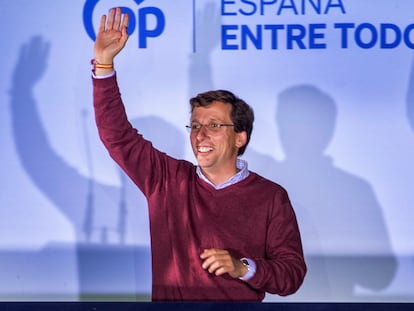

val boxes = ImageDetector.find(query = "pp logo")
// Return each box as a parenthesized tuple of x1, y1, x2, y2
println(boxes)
(83, 0, 165, 48)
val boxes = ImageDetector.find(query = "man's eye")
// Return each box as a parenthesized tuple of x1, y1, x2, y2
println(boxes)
(209, 123, 220, 128)
(192, 124, 201, 129)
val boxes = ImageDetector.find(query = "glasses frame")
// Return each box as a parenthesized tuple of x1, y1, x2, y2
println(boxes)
(185, 123, 235, 133)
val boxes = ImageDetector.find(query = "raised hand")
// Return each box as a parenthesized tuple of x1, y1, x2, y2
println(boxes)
(94, 7, 129, 68)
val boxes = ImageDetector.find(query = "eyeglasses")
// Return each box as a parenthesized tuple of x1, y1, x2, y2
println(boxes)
(185, 123, 234, 133)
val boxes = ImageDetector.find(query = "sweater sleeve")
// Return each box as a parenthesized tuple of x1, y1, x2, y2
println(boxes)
(246, 187, 307, 296)
(92, 74, 167, 196)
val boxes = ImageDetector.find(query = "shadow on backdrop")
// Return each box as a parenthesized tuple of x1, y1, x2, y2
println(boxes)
(7, 36, 185, 300)
(406, 54, 414, 132)
(189, 1, 220, 95)
(406, 51, 414, 295)
(249, 85, 397, 301)
(189, 2, 397, 302)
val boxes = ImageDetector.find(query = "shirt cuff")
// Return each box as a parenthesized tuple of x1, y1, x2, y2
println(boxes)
(239, 258, 257, 281)
(92, 70, 116, 79)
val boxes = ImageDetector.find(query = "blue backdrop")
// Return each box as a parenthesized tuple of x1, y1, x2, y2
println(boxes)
(1, 0, 413, 302)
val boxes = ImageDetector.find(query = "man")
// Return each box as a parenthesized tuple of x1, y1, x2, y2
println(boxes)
(92, 7, 306, 301)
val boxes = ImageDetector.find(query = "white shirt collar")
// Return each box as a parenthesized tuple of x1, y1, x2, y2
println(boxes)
(196, 158, 250, 190)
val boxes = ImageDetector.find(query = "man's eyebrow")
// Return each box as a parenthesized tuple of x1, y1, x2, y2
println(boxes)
(191, 117, 223, 123)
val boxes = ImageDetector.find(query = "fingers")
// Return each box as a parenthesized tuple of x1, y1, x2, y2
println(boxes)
(113, 7, 121, 30)
(99, 8, 128, 32)
(122, 11, 129, 32)
(200, 249, 236, 277)
(98, 14, 107, 34)
(112, 7, 128, 31)
(120, 10, 129, 42)
(105, 8, 114, 30)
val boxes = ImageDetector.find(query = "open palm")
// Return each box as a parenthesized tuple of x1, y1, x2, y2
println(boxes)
(94, 7, 129, 64)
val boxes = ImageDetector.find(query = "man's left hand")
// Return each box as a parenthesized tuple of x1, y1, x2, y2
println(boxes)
(200, 248, 248, 278)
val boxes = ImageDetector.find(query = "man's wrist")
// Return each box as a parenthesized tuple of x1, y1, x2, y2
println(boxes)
(91, 58, 115, 77)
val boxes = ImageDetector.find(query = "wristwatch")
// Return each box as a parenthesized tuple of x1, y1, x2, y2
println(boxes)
(241, 258, 250, 272)
(239, 257, 256, 280)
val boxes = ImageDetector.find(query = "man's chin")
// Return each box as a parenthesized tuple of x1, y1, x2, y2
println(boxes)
(196, 158, 211, 170)
(196, 153, 210, 163)
(196, 161, 208, 168)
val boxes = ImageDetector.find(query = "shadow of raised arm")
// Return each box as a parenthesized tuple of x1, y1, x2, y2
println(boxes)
(9, 36, 119, 240)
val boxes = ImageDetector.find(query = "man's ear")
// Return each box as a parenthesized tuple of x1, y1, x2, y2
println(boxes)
(235, 131, 247, 148)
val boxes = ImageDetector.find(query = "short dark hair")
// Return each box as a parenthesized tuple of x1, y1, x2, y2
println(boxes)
(189, 90, 254, 156)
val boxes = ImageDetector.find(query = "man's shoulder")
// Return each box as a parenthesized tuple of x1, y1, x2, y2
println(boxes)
(246, 171, 288, 193)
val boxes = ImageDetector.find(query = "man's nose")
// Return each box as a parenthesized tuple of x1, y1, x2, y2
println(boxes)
(196, 125, 209, 139)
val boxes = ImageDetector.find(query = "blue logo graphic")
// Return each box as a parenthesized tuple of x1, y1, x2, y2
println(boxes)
(83, 0, 165, 48)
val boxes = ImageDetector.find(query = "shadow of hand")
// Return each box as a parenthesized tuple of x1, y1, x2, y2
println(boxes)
(12, 36, 50, 91)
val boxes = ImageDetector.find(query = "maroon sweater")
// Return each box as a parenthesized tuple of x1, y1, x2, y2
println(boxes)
(93, 75, 306, 301)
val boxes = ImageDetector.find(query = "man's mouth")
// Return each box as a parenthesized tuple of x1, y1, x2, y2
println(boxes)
(197, 146, 213, 153)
